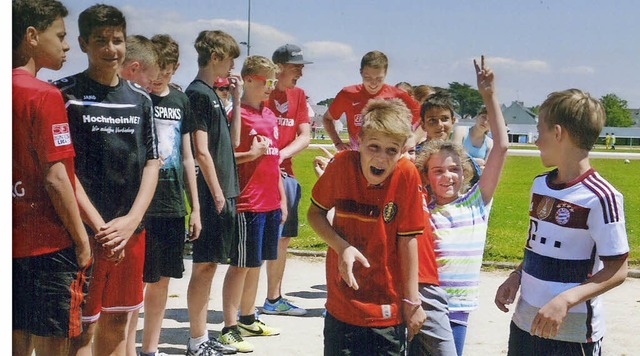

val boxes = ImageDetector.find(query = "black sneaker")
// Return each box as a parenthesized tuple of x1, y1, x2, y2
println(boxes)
(185, 339, 223, 356)
(207, 338, 238, 355)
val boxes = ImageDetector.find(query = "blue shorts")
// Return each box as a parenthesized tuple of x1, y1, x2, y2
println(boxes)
(231, 209, 281, 267)
(143, 216, 186, 282)
(280, 174, 302, 238)
(13, 246, 92, 338)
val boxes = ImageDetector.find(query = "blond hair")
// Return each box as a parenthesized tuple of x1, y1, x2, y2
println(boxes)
(359, 98, 412, 143)
(415, 140, 474, 190)
(194, 30, 240, 67)
(241, 55, 279, 78)
(539, 89, 605, 150)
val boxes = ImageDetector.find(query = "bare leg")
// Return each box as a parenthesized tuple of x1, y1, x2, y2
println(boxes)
(12, 330, 34, 356)
(266, 237, 291, 300)
(126, 309, 139, 356)
(141, 277, 170, 353)
(187, 262, 217, 338)
(69, 322, 96, 356)
(32, 335, 70, 355)
(240, 267, 261, 317)
(222, 266, 249, 327)
(93, 312, 130, 356)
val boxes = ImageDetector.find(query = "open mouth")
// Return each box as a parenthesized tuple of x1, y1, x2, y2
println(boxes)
(370, 166, 385, 176)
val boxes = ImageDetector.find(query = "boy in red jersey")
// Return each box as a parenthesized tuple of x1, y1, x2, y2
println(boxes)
(262, 44, 313, 316)
(308, 98, 426, 354)
(12, 1, 92, 354)
(218, 55, 286, 353)
(322, 50, 421, 151)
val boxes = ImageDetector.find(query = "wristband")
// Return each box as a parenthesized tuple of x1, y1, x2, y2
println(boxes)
(402, 298, 421, 307)
(511, 269, 522, 278)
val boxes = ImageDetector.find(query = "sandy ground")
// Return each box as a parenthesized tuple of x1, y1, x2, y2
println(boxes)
(132, 255, 639, 355)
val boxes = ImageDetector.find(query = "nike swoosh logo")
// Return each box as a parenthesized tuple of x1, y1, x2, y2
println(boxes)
(241, 324, 264, 335)
(352, 102, 360, 106)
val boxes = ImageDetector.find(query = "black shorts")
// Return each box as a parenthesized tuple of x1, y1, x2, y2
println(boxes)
(323, 312, 406, 355)
(13, 246, 92, 338)
(143, 216, 186, 283)
(508, 321, 602, 356)
(193, 196, 236, 264)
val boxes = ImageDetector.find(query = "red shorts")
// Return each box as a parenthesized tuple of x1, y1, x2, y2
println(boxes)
(82, 230, 145, 322)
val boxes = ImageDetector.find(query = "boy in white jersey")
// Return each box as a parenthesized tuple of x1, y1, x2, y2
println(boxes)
(494, 89, 629, 355)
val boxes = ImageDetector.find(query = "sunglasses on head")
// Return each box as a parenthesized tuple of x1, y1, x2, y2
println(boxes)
(215, 86, 230, 92)
(247, 74, 278, 90)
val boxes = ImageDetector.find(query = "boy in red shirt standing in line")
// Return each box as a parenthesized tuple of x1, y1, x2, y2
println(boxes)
(308, 98, 426, 354)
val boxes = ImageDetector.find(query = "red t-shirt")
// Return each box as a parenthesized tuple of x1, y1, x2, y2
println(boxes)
(266, 86, 310, 176)
(13, 68, 76, 258)
(234, 103, 281, 213)
(327, 84, 420, 148)
(417, 192, 439, 285)
(311, 151, 424, 327)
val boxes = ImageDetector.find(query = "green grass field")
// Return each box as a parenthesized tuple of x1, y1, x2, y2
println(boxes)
(290, 148, 640, 267)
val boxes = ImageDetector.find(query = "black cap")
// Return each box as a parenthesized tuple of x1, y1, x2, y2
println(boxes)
(272, 44, 313, 64)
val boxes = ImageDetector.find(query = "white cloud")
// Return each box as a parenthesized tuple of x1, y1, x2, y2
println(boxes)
(560, 65, 595, 74)
(304, 41, 357, 62)
(486, 56, 550, 73)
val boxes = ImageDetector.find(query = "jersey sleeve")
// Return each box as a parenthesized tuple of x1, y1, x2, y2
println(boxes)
(296, 89, 310, 125)
(310, 156, 341, 211)
(143, 96, 160, 160)
(181, 93, 197, 134)
(399, 91, 421, 126)
(587, 189, 629, 259)
(327, 90, 348, 121)
(396, 163, 425, 237)
(35, 88, 75, 164)
(188, 90, 213, 132)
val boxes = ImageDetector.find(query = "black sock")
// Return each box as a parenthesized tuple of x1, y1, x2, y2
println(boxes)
(267, 295, 282, 304)
(239, 313, 256, 325)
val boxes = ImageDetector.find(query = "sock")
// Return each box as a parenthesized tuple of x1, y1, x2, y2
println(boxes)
(239, 313, 256, 325)
(188, 334, 209, 350)
(139, 352, 156, 356)
(267, 295, 282, 304)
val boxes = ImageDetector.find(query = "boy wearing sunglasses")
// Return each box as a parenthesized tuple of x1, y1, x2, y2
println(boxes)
(214, 76, 233, 114)
(219, 55, 286, 353)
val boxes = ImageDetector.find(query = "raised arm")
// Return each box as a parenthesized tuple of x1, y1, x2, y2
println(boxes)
(228, 74, 243, 148)
(475, 55, 508, 204)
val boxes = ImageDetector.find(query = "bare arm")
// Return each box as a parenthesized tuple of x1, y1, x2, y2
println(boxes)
(398, 235, 426, 340)
(182, 133, 201, 241)
(44, 161, 91, 268)
(531, 257, 628, 338)
(235, 135, 268, 164)
(323, 111, 349, 151)
(279, 122, 311, 164)
(278, 176, 288, 224)
(475, 55, 508, 204)
(95, 158, 161, 252)
(228, 74, 243, 149)
(451, 125, 466, 146)
(308, 204, 369, 289)
(193, 129, 226, 213)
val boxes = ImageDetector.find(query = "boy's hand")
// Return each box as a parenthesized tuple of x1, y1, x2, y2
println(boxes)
(313, 146, 335, 177)
(495, 272, 521, 312)
(530, 295, 570, 338)
(228, 74, 243, 100)
(334, 141, 352, 152)
(474, 55, 495, 97)
(402, 302, 426, 341)
(188, 209, 202, 241)
(338, 245, 370, 290)
(94, 215, 138, 252)
(75, 241, 92, 269)
(250, 135, 269, 158)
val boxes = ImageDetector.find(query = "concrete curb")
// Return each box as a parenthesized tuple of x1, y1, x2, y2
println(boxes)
(289, 249, 640, 278)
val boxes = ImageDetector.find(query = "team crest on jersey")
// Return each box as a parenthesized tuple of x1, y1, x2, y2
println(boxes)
(554, 203, 574, 225)
(383, 202, 398, 223)
(274, 99, 288, 114)
(536, 196, 555, 220)
(354, 114, 364, 127)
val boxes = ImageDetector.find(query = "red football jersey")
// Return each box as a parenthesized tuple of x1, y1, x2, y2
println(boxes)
(13, 68, 76, 258)
(417, 193, 439, 285)
(327, 84, 420, 148)
(311, 151, 424, 327)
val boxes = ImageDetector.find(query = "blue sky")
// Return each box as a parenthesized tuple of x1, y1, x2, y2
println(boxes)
(31, 0, 640, 108)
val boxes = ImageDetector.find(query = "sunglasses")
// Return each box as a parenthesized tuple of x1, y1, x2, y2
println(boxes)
(215, 86, 230, 92)
(247, 74, 278, 90)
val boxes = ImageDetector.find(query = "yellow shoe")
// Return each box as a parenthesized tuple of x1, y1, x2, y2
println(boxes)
(237, 319, 280, 337)
(219, 328, 254, 353)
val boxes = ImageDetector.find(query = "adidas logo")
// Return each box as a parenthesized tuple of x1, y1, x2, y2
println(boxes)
(249, 129, 258, 136)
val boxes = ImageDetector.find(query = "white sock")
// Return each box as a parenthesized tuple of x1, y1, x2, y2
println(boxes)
(188, 334, 209, 350)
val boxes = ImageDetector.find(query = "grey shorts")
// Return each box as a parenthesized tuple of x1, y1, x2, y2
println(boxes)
(280, 174, 302, 238)
(409, 283, 457, 356)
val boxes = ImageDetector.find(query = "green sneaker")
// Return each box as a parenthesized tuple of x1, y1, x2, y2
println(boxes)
(219, 328, 254, 353)
(237, 319, 280, 337)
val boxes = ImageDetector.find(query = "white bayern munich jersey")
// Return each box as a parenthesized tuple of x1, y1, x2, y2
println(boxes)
(512, 168, 629, 343)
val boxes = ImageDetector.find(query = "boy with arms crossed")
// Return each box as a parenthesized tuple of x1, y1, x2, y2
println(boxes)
(263, 44, 313, 316)
(308, 98, 426, 354)
(219, 55, 286, 353)
(185, 29, 242, 356)
(137, 34, 203, 356)
(322, 50, 421, 151)
(13, 1, 92, 354)
(495, 89, 629, 355)
(55, 4, 160, 355)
